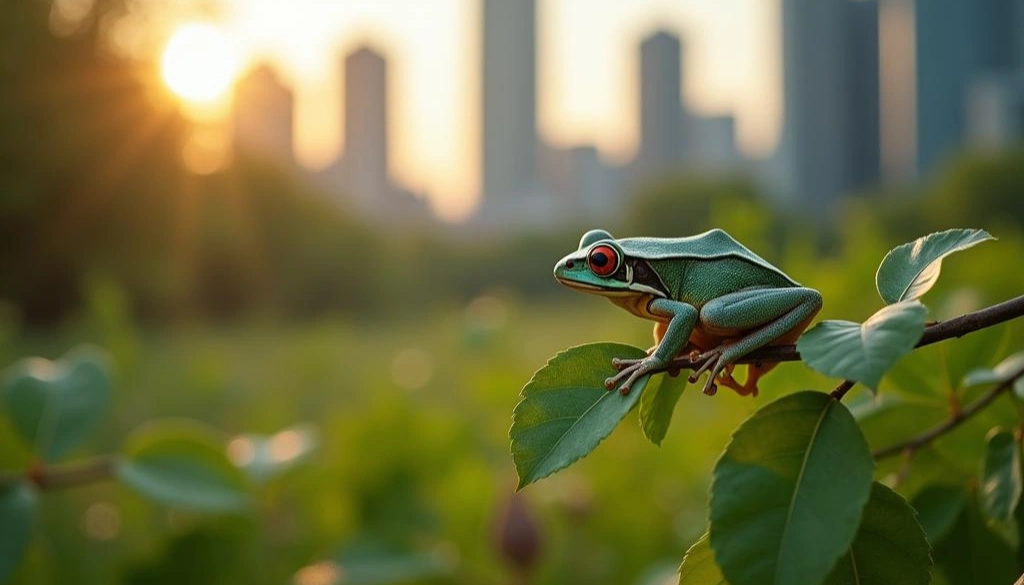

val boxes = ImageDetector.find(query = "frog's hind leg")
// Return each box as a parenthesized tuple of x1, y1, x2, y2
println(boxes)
(690, 287, 822, 396)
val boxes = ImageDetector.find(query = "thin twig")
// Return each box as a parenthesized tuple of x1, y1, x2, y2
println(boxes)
(653, 294, 1024, 374)
(0, 456, 115, 491)
(830, 380, 856, 401)
(872, 365, 1024, 460)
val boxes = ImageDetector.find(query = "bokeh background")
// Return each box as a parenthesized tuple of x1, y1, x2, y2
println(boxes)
(2, 0, 1024, 583)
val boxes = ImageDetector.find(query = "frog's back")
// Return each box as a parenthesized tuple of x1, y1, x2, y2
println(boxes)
(618, 229, 798, 286)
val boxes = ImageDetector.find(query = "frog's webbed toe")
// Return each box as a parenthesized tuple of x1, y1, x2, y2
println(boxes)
(611, 357, 645, 370)
(604, 357, 665, 395)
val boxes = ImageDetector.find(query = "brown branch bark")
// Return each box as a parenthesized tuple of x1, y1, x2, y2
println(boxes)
(872, 365, 1024, 460)
(655, 294, 1024, 373)
(0, 456, 115, 491)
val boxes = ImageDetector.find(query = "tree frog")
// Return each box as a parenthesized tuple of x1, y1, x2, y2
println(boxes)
(553, 229, 822, 397)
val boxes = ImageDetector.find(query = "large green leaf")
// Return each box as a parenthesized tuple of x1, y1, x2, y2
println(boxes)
(0, 345, 113, 460)
(0, 482, 35, 582)
(639, 372, 686, 446)
(911, 484, 967, 544)
(962, 351, 1024, 398)
(678, 533, 727, 584)
(824, 482, 931, 585)
(511, 343, 650, 489)
(511, 343, 651, 489)
(875, 228, 994, 304)
(709, 391, 874, 585)
(117, 419, 248, 512)
(979, 429, 1022, 546)
(933, 490, 1017, 585)
(797, 301, 927, 390)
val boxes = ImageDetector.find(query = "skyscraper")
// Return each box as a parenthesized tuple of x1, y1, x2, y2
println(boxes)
(843, 0, 881, 192)
(777, 0, 880, 214)
(232, 64, 294, 164)
(481, 0, 538, 213)
(343, 46, 389, 206)
(636, 31, 689, 175)
(915, 0, 1020, 175)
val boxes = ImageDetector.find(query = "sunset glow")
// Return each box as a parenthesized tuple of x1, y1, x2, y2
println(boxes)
(161, 23, 238, 103)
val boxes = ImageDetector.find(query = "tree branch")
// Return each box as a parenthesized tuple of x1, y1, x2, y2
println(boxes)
(655, 294, 1024, 373)
(0, 456, 115, 491)
(873, 365, 1024, 460)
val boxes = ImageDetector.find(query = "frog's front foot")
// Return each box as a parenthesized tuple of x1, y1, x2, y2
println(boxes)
(605, 356, 666, 396)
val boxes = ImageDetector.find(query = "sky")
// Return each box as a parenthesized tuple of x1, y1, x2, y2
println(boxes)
(182, 0, 781, 219)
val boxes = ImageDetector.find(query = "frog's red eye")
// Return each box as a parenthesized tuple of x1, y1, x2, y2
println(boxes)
(588, 245, 619, 277)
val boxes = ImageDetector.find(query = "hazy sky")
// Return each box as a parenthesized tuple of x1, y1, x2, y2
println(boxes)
(214, 0, 781, 219)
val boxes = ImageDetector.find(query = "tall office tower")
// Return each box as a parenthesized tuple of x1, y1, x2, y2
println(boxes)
(777, 0, 880, 214)
(694, 115, 739, 171)
(481, 0, 538, 212)
(915, 0, 1020, 175)
(343, 47, 390, 206)
(637, 31, 687, 174)
(844, 0, 881, 192)
(878, 0, 916, 183)
(232, 64, 295, 164)
(966, 73, 1024, 149)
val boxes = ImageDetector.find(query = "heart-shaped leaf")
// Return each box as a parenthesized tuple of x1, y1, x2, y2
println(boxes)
(0, 345, 113, 460)
(117, 419, 248, 512)
(911, 484, 967, 544)
(639, 372, 686, 446)
(962, 351, 1024, 397)
(0, 482, 35, 582)
(797, 301, 927, 390)
(823, 482, 931, 585)
(678, 533, 727, 584)
(226, 424, 318, 483)
(876, 228, 994, 304)
(709, 391, 874, 585)
(510, 343, 651, 489)
(979, 429, 1022, 547)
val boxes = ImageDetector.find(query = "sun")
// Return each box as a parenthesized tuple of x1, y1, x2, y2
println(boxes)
(161, 23, 238, 103)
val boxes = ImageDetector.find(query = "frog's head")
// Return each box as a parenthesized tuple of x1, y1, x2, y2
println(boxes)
(553, 229, 632, 296)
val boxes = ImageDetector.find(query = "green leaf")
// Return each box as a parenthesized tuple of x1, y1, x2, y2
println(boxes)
(0, 345, 113, 460)
(117, 419, 248, 512)
(933, 489, 1017, 585)
(510, 343, 651, 489)
(962, 351, 1024, 397)
(709, 391, 874, 585)
(639, 372, 686, 446)
(875, 228, 994, 304)
(823, 482, 931, 585)
(797, 301, 927, 390)
(678, 533, 728, 584)
(226, 424, 318, 483)
(911, 484, 967, 544)
(979, 428, 1022, 546)
(0, 482, 35, 582)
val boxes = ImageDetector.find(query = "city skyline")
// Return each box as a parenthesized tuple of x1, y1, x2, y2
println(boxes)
(165, 0, 775, 219)
(215, 0, 1023, 223)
